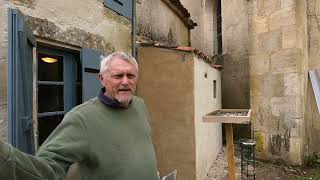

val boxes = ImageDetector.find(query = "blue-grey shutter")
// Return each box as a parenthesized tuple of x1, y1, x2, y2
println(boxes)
(81, 48, 104, 102)
(64, 53, 77, 111)
(8, 9, 35, 154)
(104, 0, 132, 20)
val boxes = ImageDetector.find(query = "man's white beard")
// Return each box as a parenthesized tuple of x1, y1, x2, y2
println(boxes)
(115, 94, 133, 105)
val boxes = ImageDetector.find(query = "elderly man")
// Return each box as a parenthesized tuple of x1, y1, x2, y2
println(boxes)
(0, 52, 158, 180)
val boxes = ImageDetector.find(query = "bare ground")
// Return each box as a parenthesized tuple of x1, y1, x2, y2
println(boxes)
(205, 145, 320, 180)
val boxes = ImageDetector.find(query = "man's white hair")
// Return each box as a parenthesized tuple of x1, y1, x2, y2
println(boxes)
(99, 52, 138, 74)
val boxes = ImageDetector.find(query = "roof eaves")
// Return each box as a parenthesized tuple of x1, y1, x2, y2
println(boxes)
(161, 0, 197, 29)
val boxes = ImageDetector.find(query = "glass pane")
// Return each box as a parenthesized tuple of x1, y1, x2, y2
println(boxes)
(76, 54, 82, 82)
(38, 52, 63, 81)
(38, 85, 64, 113)
(38, 115, 64, 145)
(76, 59, 82, 105)
(76, 84, 82, 105)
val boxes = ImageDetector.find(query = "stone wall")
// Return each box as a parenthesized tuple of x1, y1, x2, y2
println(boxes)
(0, 0, 131, 141)
(0, 0, 9, 142)
(136, 0, 189, 46)
(249, 0, 308, 164)
(220, 0, 251, 139)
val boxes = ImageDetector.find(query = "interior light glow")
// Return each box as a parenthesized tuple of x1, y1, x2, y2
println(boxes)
(41, 57, 58, 63)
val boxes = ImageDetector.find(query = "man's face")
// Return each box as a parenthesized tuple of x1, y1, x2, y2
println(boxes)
(99, 58, 138, 107)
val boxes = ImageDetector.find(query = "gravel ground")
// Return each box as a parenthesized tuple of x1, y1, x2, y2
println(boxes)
(204, 145, 320, 180)
(205, 145, 242, 180)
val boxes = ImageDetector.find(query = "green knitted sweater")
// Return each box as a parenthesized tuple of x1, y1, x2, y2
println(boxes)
(0, 97, 158, 180)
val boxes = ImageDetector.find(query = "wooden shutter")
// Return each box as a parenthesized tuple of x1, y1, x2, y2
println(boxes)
(104, 0, 132, 20)
(81, 48, 104, 102)
(8, 9, 35, 154)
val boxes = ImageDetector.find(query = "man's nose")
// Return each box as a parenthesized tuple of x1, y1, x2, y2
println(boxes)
(121, 76, 129, 84)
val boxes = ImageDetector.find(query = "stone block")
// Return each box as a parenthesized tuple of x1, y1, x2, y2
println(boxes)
(270, 6, 296, 31)
(249, 54, 270, 75)
(281, 0, 296, 8)
(255, 131, 266, 152)
(248, 35, 262, 55)
(271, 74, 284, 97)
(270, 49, 298, 73)
(260, 30, 282, 53)
(289, 118, 303, 138)
(250, 96, 271, 128)
(0, 62, 7, 104)
(282, 25, 297, 49)
(252, 0, 264, 17)
(0, 104, 8, 142)
(252, 0, 281, 16)
(251, 16, 269, 35)
(250, 75, 263, 96)
(289, 138, 302, 165)
(256, 73, 285, 98)
(284, 73, 298, 96)
(263, 0, 281, 15)
(271, 96, 297, 117)
(0, 46, 7, 63)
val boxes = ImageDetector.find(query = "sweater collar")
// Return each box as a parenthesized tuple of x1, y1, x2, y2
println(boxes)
(98, 87, 132, 109)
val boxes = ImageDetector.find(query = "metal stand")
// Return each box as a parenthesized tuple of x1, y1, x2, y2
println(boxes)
(240, 139, 256, 180)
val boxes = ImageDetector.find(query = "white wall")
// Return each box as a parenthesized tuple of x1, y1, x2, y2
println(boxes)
(194, 55, 222, 180)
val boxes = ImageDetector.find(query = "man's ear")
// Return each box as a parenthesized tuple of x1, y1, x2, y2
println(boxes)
(98, 74, 103, 83)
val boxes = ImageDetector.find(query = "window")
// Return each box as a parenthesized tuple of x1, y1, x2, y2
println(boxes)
(8, 8, 104, 153)
(103, 0, 132, 20)
(37, 47, 81, 145)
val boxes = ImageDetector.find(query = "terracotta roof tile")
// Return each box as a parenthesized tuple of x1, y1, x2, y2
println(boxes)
(137, 41, 223, 70)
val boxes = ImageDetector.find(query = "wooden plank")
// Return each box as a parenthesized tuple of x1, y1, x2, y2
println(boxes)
(32, 47, 39, 152)
(226, 124, 236, 180)
(203, 116, 250, 124)
(203, 109, 251, 124)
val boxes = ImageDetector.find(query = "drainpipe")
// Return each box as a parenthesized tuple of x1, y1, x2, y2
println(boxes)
(132, 0, 136, 58)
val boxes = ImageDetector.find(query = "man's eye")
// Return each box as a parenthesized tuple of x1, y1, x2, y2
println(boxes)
(127, 74, 136, 79)
(114, 75, 123, 79)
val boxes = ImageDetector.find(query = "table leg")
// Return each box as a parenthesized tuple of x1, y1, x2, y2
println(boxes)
(225, 124, 236, 180)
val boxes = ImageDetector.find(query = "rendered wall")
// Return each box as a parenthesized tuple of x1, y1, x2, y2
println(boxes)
(249, 0, 307, 164)
(137, 47, 196, 180)
(194, 56, 222, 180)
(0, 0, 131, 141)
(136, 0, 189, 46)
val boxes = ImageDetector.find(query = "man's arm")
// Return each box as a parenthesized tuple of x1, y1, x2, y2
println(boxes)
(0, 111, 89, 180)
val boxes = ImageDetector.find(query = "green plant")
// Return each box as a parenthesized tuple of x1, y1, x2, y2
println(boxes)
(304, 154, 320, 167)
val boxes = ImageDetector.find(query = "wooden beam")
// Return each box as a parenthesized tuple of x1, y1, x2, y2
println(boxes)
(226, 124, 236, 180)
(32, 47, 39, 152)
